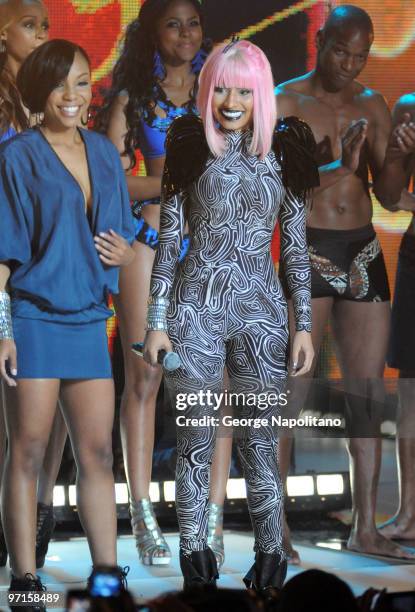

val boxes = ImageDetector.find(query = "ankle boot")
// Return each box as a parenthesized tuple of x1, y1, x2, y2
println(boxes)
(9, 573, 47, 612)
(243, 550, 287, 601)
(35, 503, 55, 569)
(180, 548, 219, 590)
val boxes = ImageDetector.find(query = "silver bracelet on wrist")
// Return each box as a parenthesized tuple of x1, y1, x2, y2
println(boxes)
(147, 296, 169, 332)
(0, 291, 13, 340)
(148, 296, 169, 307)
(147, 321, 169, 332)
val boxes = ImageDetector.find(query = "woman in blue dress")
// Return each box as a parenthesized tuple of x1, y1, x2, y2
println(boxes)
(95, 0, 230, 568)
(0, 0, 69, 570)
(0, 39, 134, 607)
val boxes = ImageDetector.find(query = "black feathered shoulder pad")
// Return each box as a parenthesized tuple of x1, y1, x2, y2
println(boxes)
(273, 116, 320, 200)
(162, 114, 210, 199)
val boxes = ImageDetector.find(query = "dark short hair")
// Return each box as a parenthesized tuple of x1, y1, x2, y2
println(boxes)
(322, 4, 374, 41)
(17, 39, 90, 114)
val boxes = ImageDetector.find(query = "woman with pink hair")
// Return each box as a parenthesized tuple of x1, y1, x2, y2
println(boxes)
(144, 40, 317, 592)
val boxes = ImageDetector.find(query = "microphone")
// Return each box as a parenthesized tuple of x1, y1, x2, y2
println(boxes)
(131, 342, 181, 372)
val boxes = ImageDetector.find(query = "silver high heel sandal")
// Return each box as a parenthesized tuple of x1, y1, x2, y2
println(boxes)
(207, 502, 225, 569)
(130, 498, 171, 566)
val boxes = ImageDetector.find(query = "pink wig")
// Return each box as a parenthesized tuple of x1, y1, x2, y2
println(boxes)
(197, 40, 277, 159)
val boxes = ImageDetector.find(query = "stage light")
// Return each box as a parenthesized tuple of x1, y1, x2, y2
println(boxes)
(69, 485, 77, 507)
(53, 485, 65, 507)
(316, 474, 344, 496)
(149, 482, 160, 503)
(51, 471, 351, 522)
(287, 475, 314, 497)
(285, 472, 351, 513)
(115, 483, 129, 504)
(226, 478, 247, 499)
(316, 541, 342, 551)
(163, 481, 176, 502)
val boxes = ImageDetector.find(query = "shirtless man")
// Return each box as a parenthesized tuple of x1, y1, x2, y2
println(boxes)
(276, 4, 413, 560)
(374, 94, 415, 541)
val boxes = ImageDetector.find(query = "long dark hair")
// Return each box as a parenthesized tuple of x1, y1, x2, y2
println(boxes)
(0, 53, 28, 136)
(94, 0, 210, 169)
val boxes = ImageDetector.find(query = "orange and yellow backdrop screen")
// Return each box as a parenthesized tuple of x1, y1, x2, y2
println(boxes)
(45, 0, 415, 378)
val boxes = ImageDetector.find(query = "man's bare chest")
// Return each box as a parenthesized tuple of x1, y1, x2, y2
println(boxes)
(296, 97, 374, 160)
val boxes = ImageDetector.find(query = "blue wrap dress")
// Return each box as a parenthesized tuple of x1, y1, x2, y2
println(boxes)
(0, 127, 135, 378)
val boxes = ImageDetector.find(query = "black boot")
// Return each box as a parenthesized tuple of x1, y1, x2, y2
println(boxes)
(0, 525, 7, 567)
(243, 550, 287, 602)
(35, 503, 55, 569)
(180, 548, 219, 591)
(9, 573, 47, 612)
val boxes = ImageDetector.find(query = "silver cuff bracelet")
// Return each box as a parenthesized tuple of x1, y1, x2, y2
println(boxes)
(0, 291, 13, 340)
(147, 296, 169, 332)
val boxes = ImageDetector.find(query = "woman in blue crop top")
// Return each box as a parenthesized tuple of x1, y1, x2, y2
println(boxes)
(95, 0, 232, 569)
(0, 0, 71, 573)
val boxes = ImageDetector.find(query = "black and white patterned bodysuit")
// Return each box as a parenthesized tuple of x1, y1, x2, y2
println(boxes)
(150, 123, 313, 557)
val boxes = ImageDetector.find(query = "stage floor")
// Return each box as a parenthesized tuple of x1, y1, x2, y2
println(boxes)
(0, 531, 414, 610)
(0, 437, 412, 609)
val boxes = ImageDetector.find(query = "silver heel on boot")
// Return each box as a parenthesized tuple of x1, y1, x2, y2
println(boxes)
(207, 502, 225, 569)
(130, 498, 171, 566)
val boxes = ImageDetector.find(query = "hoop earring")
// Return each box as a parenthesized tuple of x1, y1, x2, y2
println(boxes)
(81, 109, 91, 127)
(30, 112, 44, 127)
(153, 50, 166, 80)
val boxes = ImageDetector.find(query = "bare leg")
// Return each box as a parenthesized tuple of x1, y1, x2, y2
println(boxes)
(209, 436, 232, 507)
(209, 369, 232, 509)
(1, 380, 60, 577)
(0, 384, 8, 560)
(207, 434, 231, 564)
(332, 300, 413, 558)
(280, 297, 333, 564)
(114, 242, 168, 563)
(379, 370, 415, 539)
(0, 385, 6, 484)
(207, 371, 232, 568)
(37, 403, 67, 505)
(60, 378, 117, 566)
(114, 243, 162, 500)
(0, 386, 66, 569)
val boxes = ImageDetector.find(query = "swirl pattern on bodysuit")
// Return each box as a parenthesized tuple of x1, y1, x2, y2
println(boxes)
(150, 127, 311, 555)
